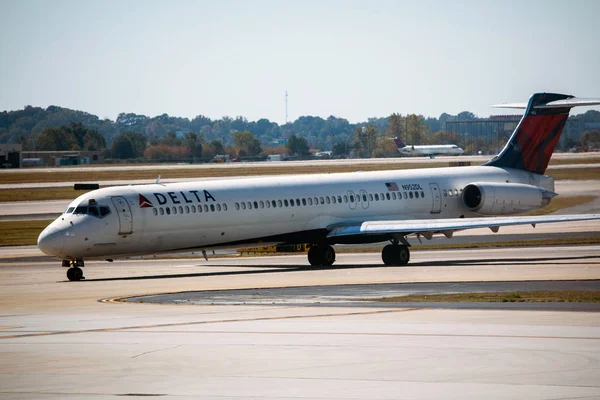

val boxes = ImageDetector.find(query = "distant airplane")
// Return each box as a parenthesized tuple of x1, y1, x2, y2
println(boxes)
(37, 92, 600, 281)
(395, 137, 464, 158)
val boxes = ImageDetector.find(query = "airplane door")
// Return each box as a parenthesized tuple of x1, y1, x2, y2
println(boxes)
(359, 189, 369, 209)
(111, 196, 134, 234)
(347, 190, 357, 210)
(429, 183, 441, 214)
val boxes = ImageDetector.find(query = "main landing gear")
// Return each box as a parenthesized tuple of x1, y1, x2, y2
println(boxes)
(308, 244, 336, 266)
(381, 244, 410, 266)
(63, 259, 85, 281)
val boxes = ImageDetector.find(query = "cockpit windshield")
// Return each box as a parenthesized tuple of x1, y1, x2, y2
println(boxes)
(64, 202, 111, 218)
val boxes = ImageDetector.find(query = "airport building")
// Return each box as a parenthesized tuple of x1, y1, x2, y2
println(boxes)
(0, 143, 22, 168)
(21, 150, 104, 167)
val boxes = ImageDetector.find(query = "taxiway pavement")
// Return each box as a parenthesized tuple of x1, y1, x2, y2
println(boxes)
(1, 246, 599, 399)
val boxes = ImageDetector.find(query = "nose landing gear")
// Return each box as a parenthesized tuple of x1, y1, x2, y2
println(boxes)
(63, 259, 85, 281)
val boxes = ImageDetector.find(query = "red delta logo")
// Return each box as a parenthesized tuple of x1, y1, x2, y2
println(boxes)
(139, 194, 154, 208)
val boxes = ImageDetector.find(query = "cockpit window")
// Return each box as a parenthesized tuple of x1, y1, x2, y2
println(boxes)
(71, 204, 111, 218)
(65, 207, 75, 214)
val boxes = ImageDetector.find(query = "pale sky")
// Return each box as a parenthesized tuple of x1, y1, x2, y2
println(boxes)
(1, 0, 599, 123)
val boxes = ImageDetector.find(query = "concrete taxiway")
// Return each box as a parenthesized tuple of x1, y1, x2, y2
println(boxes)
(1, 246, 599, 399)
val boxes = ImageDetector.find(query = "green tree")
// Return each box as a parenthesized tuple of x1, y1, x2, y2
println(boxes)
(233, 130, 262, 156)
(385, 113, 405, 140)
(184, 132, 203, 159)
(287, 134, 310, 156)
(332, 141, 349, 156)
(36, 126, 78, 151)
(210, 140, 224, 155)
(111, 135, 135, 159)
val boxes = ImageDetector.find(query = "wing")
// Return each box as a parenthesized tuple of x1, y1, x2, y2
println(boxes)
(327, 214, 600, 240)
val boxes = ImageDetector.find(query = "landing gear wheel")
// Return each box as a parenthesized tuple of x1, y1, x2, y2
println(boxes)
(381, 244, 410, 266)
(66, 267, 84, 281)
(308, 246, 324, 266)
(307, 245, 336, 266)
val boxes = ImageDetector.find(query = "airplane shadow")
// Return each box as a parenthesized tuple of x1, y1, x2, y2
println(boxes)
(77, 254, 600, 283)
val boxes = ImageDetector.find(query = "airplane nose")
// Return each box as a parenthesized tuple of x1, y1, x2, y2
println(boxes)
(37, 228, 65, 257)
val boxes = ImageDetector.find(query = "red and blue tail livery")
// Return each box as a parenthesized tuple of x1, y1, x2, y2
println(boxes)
(487, 93, 600, 175)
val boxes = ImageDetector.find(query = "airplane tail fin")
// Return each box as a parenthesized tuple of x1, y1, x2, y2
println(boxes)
(486, 93, 600, 175)
(394, 137, 406, 148)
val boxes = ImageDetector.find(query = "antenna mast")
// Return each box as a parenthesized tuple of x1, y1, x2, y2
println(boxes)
(285, 90, 288, 124)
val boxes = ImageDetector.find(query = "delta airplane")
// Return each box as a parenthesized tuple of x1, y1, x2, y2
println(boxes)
(395, 137, 464, 157)
(38, 93, 600, 281)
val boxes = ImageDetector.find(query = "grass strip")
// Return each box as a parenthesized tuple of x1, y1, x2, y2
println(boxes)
(0, 220, 52, 246)
(372, 291, 600, 303)
(0, 162, 598, 185)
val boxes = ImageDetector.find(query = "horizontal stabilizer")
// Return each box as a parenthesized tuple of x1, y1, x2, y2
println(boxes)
(327, 214, 600, 238)
(493, 97, 600, 109)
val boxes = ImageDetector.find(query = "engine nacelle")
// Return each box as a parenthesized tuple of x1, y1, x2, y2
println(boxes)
(462, 182, 556, 215)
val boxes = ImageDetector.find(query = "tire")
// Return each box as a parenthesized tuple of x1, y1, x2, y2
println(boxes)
(381, 244, 398, 266)
(308, 246, 323, 266)
(322, 245, 335, 266)
(398, 246, 410, 265)
(67, 267, 83, 281)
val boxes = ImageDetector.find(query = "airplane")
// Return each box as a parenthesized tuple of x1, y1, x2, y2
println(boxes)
(37, 92, 600, 281)
(395, 137, 464, 157)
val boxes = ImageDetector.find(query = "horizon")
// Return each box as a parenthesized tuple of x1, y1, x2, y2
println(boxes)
(2, 1, 599, 124)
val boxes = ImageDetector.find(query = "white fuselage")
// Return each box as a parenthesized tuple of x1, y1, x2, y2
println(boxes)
(398, 144, 464, 157)
(38, 165, 548, 261)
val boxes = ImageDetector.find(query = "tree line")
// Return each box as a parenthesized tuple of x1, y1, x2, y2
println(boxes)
(1, 104, 599, 160)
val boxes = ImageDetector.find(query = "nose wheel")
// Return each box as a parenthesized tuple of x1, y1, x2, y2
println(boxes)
(64, 259, 85, 281)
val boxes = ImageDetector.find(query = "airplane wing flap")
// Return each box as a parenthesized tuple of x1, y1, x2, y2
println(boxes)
(327, 214, 600, 238)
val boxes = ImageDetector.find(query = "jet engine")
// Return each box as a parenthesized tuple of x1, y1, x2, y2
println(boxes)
(462, 182, 556, 215)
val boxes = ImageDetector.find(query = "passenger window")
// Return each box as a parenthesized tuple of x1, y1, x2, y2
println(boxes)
(374, 194, 379, 201)
(216, 204, 221, 211)
(368, 194, 373, 201)
(185, 206, 189, 213)
(259, 201, 264, 208)
(198, 205, 203, 212)
(223, 203, 228, 211)
(289, 199, 294, 207)
(272, 200, 277, 208)
(448, 190, 453, 197)
(392, 192, 396, 200)
(362, 194, 367, 202)
(253, 201, 258, 209)
(159, 208, 164, 215)
(421, 191, 425, 198)
(278, 200, 283, 207)
(152, 208, 157, 216)
(380, 193, 384, 200)
(248, 202, 253, 210)
(296, 198, 301, 206)
(350, 195, 355, 203)
(302, 198, 307, 206)
(313, 197, 318, 205)
(337, 196, 342, 203)
(320, 197, 325, 205)
(241, 202, 246, 210)
(415, 192, 419, 199)
(266, 201, 270, 208)
(210, 204, 215, 212)
(173, 207, 178, 214)
(332, 196, 336, 204)
(326, 197, 330, 204)
(166, 207, 171, 215)
(343, 195, 348, 203)
(409, 192, 413, 199)
(191, 205, 196, 212)
(403, 192, 408, 199)
(454, 189, 459, 196)
(204, 205, 209, 212)
(284, 199, 289, 207)
(308, 198, 313, 206)
(386, 193, 391, 200)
